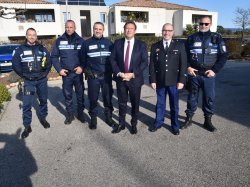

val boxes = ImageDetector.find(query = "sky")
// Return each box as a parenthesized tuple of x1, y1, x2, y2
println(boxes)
(103, 0, 250, 28)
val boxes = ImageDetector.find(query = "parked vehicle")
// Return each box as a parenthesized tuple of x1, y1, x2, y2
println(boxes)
(0, 44, 20, 72)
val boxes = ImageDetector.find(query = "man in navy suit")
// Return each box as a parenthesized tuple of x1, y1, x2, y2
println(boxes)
(111, 21, 148, 134)
(149, 23, 187, 135)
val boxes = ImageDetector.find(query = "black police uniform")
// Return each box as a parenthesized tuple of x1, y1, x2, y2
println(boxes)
(184, 30, 228, 130)
(51, 32, 85, 123)
(12, 42, 52, 137)
(81, 36, 114, 128)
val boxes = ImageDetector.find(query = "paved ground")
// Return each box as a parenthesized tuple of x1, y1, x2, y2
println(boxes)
(0, 61, 250, 187)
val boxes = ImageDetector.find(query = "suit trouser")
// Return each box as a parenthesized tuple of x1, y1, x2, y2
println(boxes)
(154, 85, 180, 130)
(22, 78, 48, 127)
(185, 75, 215, 117)
(62, 73, 85, 116)
(116, 81, 141, 126)
(87, 75, 113, 117)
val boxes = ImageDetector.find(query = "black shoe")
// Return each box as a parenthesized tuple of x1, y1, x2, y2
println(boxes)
(21, 126, 32, 139)
(105, 118, 117, 127)
(77, 114, 86, 123)
(148, 125, 159, 132)
(203, 116, 217, 132)
(64, 115, 74, 125)
(111, 124, 125, 133)
(130, 125, 137, 134)
(172, 128, 180, 135)
(40, 119, 50, 129)
(180, 116, 193, 129)
(89, 117, 97, 130)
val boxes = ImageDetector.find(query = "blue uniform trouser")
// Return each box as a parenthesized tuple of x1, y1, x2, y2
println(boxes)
(62, 73, 85, 116)
(154, 85, 180, 130)
(185, 75, 215, 117)
(22, 77, 48, 127)
(87, 75, 113, 117)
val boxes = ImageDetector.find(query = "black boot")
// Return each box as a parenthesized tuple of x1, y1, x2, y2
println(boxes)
(105, 111, 116, 127)
(203, 116, 216, 132)
(77, 112, 86, 123)
(89, 116, 97, 129)
(64, 115, 74, 125)
(180, 116, 193, 129)
(40, 119, 50, 129)
(21, 126, 32, 139)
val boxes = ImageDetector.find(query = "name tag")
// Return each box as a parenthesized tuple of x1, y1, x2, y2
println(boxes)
(193, 42, 202, 47)
(60, 41, 68, 45)
(89, 44, 98, 50)
(23, 50, 32, 55)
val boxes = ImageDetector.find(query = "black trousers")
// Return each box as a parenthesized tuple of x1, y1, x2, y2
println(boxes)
(116, 81, 142, 126)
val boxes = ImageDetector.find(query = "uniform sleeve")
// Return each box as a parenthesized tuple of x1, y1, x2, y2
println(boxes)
(80, 41, 87, 69)
(44, 47, 52, 75)
(110, 40, 121, 75)
(211, 35, 228, 73)
(133, 41, 148, 78)
(178, 42, 187, 83)
(50, 40, 62, 73)
(78, 39, 85, 68)
(149, 44, 156, 84)
(185, 36, 192, 68)
(12, 47, 23, 78)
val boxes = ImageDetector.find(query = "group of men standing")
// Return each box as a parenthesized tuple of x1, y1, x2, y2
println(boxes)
(12, 16, 227, 139)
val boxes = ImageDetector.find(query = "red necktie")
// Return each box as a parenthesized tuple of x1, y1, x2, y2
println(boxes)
(124, 41, 130, 73)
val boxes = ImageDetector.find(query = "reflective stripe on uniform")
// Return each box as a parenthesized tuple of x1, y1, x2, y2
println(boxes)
(190, 49, 202, 54)
(59, 45, 81, 50)
(87, 51, 111, 57)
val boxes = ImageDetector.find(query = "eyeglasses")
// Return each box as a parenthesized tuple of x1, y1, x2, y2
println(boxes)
(199, 23, 210, 26)
(162, 30, 173, 32)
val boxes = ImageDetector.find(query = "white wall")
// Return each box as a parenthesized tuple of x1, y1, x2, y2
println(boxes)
(182, 10, 218, 33)
(0, 3, 62, 42)
(110, 6, 175, 36)
(60, 5, 109, 37)
(173, 10, 183, 36)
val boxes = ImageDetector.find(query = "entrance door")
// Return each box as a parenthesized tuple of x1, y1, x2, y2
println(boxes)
(80, 10, 91, 38)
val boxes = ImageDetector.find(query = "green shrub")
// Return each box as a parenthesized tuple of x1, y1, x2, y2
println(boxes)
(0, 83, 11, 107)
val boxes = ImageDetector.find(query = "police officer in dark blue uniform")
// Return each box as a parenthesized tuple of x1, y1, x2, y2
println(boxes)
(81, 22, 115, 129)
(51, 20, 85, 125)
(12, 28, 52, 138)
(181, 16, 228, 132)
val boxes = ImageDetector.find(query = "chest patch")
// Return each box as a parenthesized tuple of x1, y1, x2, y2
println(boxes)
(23, 50, 32, 55)
(89, 44, 98, 50)
(193, 42, 202, 47)
(60, 41, 68, 45)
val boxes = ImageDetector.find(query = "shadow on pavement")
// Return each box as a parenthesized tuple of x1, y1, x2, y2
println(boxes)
(0, 128, 37, 186)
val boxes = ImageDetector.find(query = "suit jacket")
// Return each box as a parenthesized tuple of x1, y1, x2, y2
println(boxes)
(111, 38, 148, 87)
(149, 39, 187, 87)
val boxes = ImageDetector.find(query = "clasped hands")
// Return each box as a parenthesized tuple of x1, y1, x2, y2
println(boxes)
(119, 72, 134, 81)
(59, 66, 83, 76)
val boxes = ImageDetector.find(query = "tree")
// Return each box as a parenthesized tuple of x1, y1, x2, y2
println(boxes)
(183, 24, 198, 36)
(0, 6, 27, 19)
(217, 25, 226, 35)
(233, 7, 250, 40)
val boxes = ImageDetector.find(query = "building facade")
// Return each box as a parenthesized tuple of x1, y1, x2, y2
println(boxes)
(0, 0, 218, 42)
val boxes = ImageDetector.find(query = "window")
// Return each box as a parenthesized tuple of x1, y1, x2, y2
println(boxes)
(100, 13, 106, 23)
(16, 9, 55, 23)
(120, 11, 149, 23)
(63, 12, 71, 23)
(111, 12, 114, 23)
